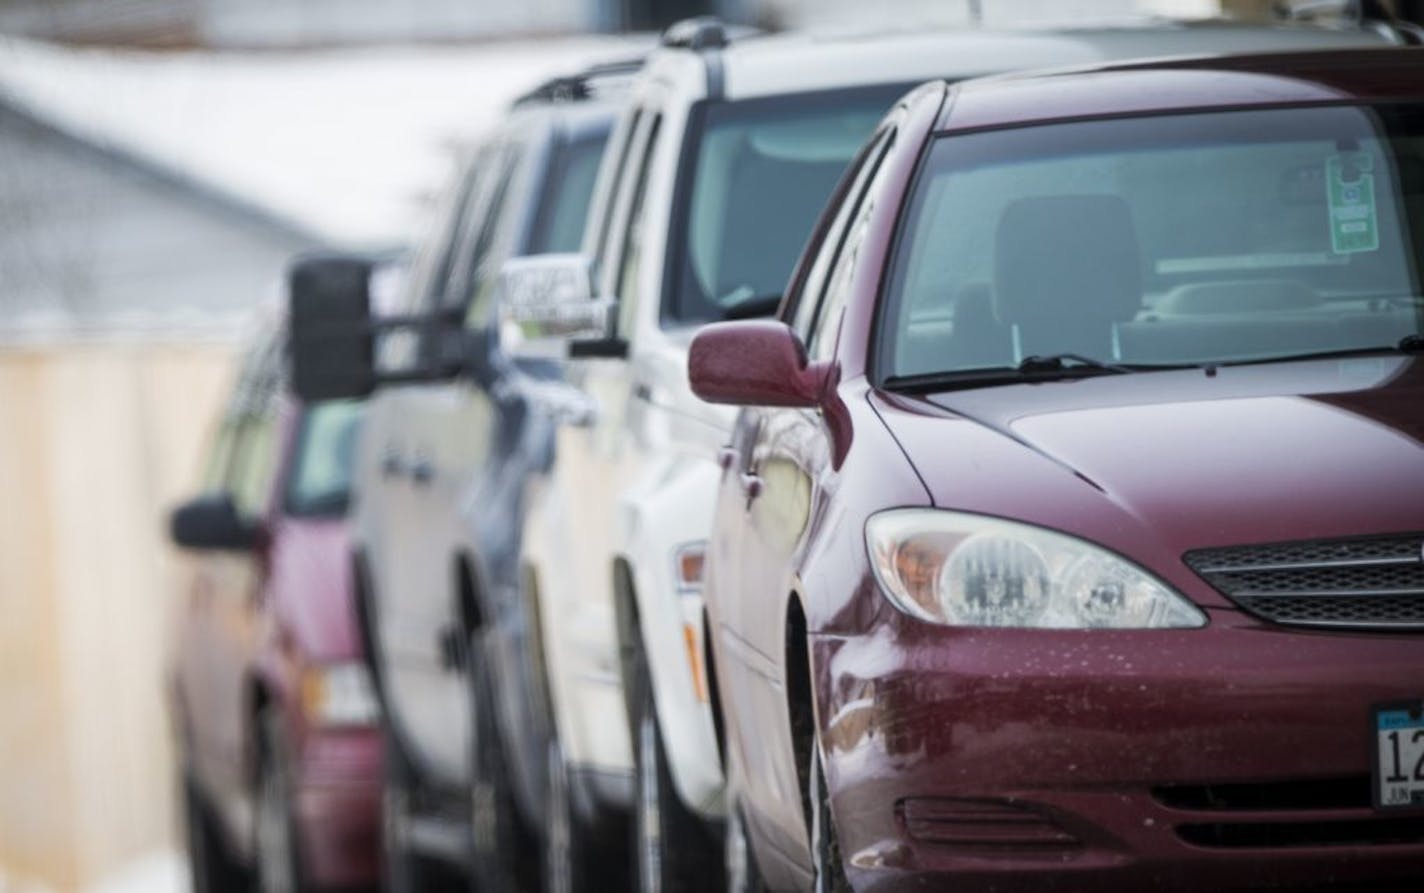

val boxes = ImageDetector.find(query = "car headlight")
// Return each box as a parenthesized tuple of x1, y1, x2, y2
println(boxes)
(301, 663, 380, 726)
(865, 510, 1205, 629)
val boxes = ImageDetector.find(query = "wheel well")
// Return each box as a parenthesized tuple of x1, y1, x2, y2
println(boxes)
(351, 551, 382, 692)
(246, 677, 272, 783)
(521, 561, 556, 735)
(454, 553, 485, 634)
(785, 596, 814, 830)
(612, 557, 641, 740)
(703, 607, 728, 774)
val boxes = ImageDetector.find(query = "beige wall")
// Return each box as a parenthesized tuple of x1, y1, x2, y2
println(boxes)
(0, 341, 235, 891)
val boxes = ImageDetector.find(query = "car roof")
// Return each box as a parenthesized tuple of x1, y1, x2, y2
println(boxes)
(502, 96, 618, 144)
(640, 19, 1396, 102)
(936, 46, 1423, 133)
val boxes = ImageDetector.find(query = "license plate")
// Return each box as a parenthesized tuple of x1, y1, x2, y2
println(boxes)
(1374, 701, 1424, 811)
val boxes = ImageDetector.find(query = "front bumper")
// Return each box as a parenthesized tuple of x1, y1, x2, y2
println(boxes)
(292, 727, 382, 888)
(817, 608, 1424, 892)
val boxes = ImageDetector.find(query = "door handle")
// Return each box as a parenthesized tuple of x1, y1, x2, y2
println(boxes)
(718, 446, 737, 471)
(740, 471, 763, 502)
(437, 624, 465, 671)
(381, 452, 405, 478)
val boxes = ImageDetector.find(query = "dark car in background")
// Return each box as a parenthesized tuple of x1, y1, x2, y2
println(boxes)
(287, 62, 630, 892)
(691, 47, 1424, 892)
(168, 315, 377, 893)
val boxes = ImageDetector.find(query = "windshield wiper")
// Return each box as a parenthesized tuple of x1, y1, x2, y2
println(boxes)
(1016, 353, 1131, 374)
(882, 358, 1190, 394)
(1218, 335, 1424, 369)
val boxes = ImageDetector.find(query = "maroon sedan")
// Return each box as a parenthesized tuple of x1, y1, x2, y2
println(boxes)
(169, 320, 379, 892)
(691, 49, 1424, 892)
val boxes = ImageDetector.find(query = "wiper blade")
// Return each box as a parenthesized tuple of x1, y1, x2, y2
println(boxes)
(1219, 336, 1424, 368)
(881, 360, 1189, 394)
(1016, 353, 1130, 374)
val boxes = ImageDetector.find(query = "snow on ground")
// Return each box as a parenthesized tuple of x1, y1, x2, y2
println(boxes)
(0, 34, 649, 248)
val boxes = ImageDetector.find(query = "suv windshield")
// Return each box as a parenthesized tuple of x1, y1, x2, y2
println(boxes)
(668, 84, 908, 324)
(285, 400, 364, 517)
(880, 104, 1424, 382)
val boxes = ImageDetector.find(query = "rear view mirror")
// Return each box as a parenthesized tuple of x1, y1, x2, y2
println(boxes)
(288, 253, 377, 401)
(688, 320, 828, 408)
(496, 254, 611, 359)
(170, 494, 264, 552)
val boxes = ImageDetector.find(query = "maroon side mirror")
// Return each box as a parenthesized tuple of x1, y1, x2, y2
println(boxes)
(688, 320, 828, 408)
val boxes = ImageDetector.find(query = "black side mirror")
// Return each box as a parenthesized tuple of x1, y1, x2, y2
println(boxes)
(169, 494, 264, 552)
(289, 253, 377, 401)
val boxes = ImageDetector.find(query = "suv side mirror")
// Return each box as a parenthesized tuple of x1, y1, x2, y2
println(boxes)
(688, 320, 829, 407)
(289, 253, 377, 401)
(169, 494, 264, 552)
(496, 254, 612, 359)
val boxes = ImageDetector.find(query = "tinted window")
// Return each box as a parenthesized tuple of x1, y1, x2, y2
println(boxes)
(224, 331, 283, 517)
(284, 401, 364, 517)
(882, 104, 1424, 379)
(667, 84, 907, 324)
(531, 132, 610, 254)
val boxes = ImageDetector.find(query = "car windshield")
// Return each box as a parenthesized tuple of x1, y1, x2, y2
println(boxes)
(879, 103, 1424, 382)
(284, 400, 364, 517)
(668, 84, 908, 324)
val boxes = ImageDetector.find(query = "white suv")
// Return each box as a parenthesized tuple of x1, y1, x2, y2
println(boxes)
(508, 16, 1402, 893)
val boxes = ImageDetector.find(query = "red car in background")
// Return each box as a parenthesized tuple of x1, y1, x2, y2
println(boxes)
(691, 49, 1424, 892)
(168, 306, 378, 893)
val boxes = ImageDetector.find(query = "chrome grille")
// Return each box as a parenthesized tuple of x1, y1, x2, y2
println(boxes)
(1184, 534, 1424, 630)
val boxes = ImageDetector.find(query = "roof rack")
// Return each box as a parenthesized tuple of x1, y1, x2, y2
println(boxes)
(511, 57, 645, 108)
(661, 16, 731, 51)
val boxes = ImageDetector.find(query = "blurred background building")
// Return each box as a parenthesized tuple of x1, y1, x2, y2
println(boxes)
(0, 0, 1418, 890)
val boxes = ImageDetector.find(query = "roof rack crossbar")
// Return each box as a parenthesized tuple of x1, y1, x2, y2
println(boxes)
(511, 57, 645, 108)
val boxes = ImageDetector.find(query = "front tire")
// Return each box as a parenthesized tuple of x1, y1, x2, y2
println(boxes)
(543, 738, 621, 893)
(809, 741, 850, 893)
(381, 727, 462, 893)
(724, 796, 766, 893)
(183, 773, 250, 893)
(468, 634, 539, 893)
(630, 636, 722, 893)
(255, 710, 303, 893)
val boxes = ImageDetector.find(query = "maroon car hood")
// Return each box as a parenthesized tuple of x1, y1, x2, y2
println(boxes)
(266, 516, 362, 663)
(874, 357, 1424, 604)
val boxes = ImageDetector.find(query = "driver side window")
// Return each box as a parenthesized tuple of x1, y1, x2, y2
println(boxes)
(807, 126, 898, 362)
(788, 125, 896, 345)
(615, 113, 664, 338)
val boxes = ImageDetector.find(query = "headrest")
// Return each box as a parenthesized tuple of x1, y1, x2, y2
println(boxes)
(994, 194, 1141, 329)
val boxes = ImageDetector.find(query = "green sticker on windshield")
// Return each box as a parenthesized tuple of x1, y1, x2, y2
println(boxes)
(1326, 153, 1379, 254)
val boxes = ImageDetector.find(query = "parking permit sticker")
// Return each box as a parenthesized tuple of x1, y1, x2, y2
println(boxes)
(1327, 153, 1379, 254)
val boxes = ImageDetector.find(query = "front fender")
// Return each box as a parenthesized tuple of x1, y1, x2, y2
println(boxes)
(617, 452, 727, 818)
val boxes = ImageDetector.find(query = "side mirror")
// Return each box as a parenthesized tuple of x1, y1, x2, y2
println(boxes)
(169, 494, 264, 552)
(688, 321, 828, 408)
(288, 253, 377, 401)
(496, 254, 612, 359)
